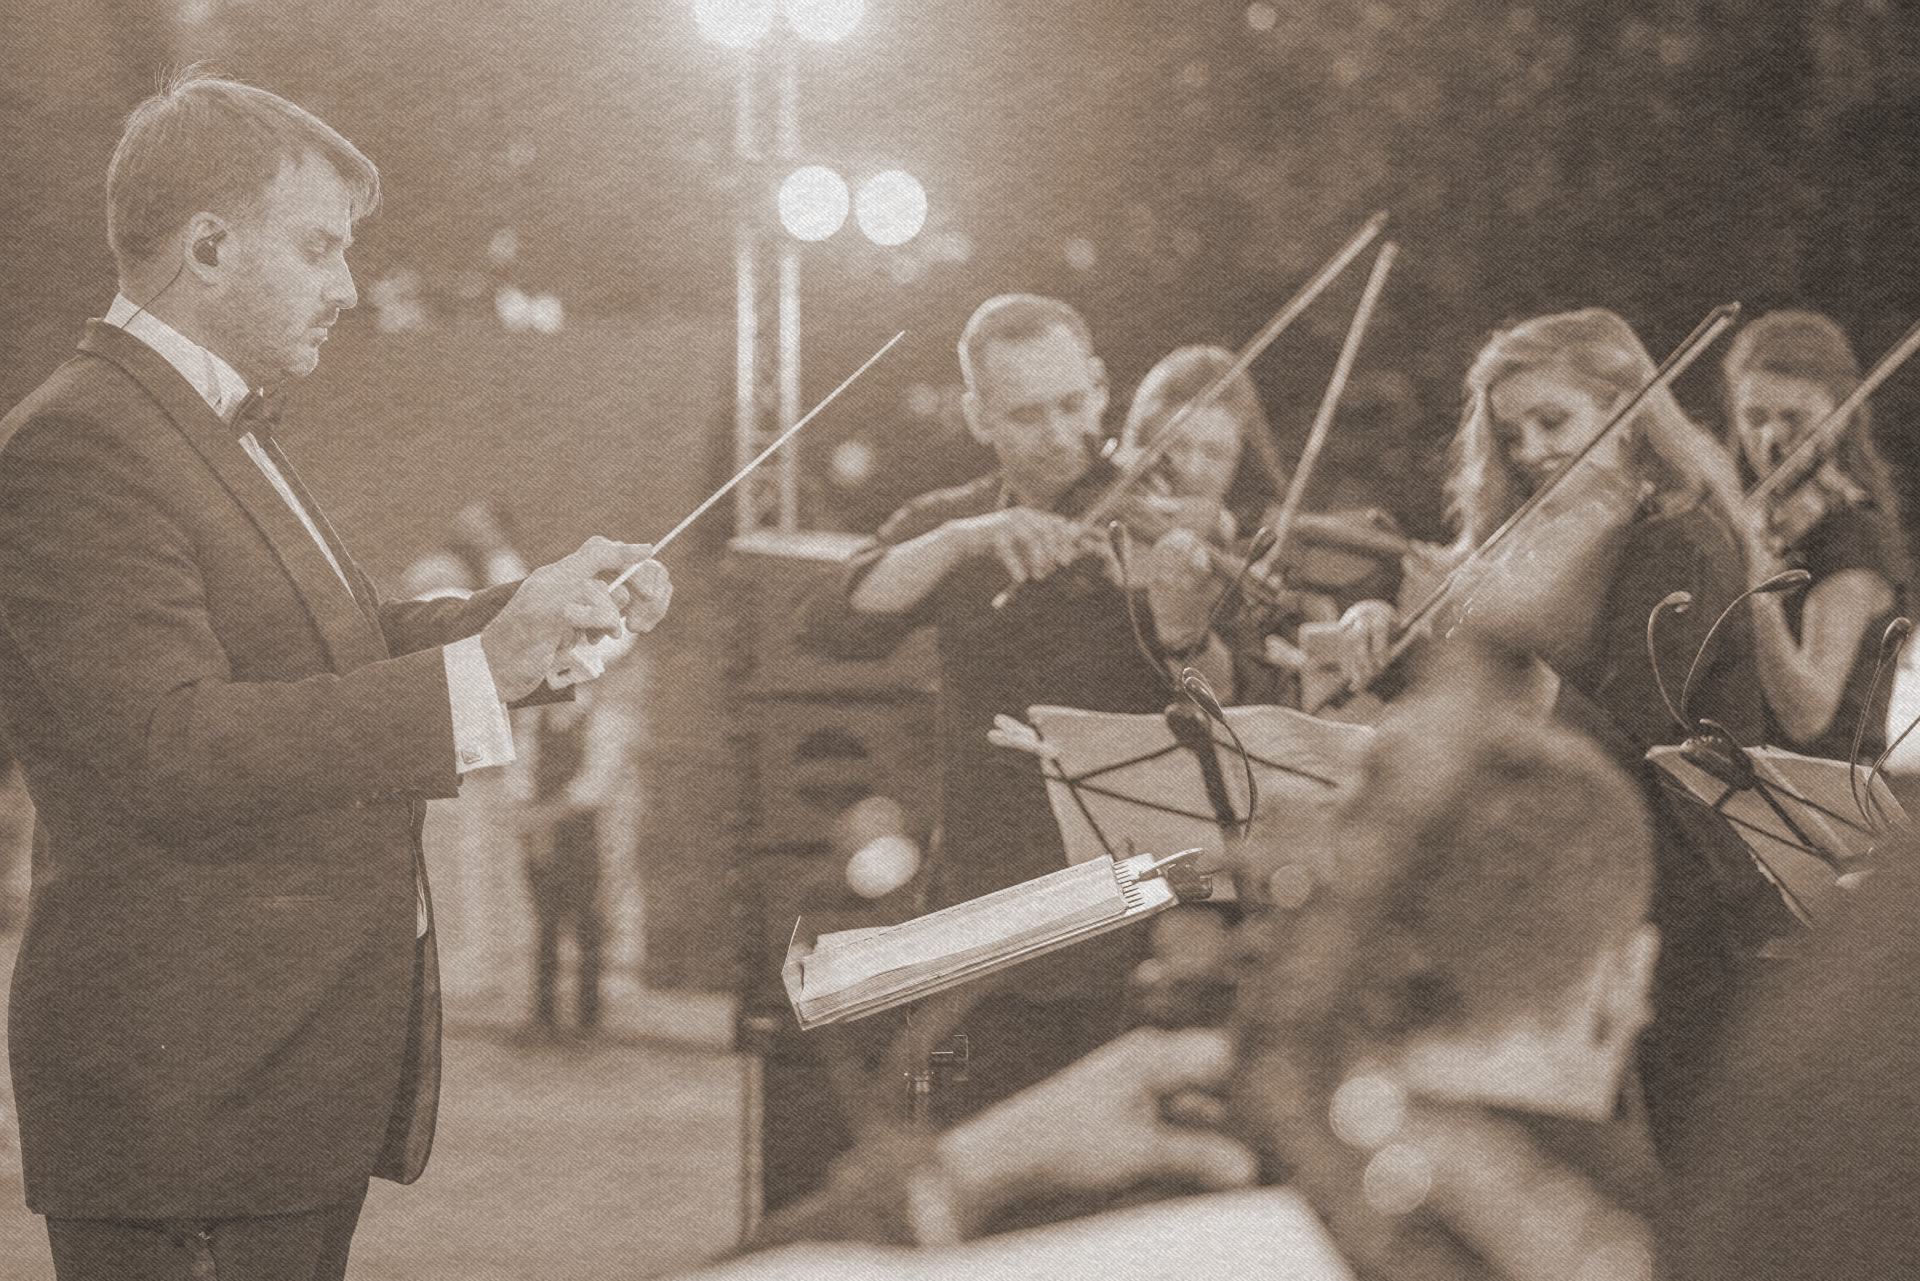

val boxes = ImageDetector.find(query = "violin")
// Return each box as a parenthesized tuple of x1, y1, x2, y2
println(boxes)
(1760, 457, 1868, 555)
(1096, 443, 1409, 617)
(991, 213, 1389, 611)
(1105, 239, 1403, 623)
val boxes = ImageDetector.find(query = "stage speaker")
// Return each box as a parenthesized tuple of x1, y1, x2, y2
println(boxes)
(721, 530, 940, 1212)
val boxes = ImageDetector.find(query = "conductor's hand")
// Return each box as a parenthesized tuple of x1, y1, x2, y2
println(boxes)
(953, 507, 1099, 586)
(482, 537, 654, 701)
(616, 557, 674, 634)
(935, 1028, 1256, 1221)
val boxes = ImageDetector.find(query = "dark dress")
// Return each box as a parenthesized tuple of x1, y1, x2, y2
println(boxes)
(1777, 502, 1910, 760)
(1550, 499, 1774, 1160)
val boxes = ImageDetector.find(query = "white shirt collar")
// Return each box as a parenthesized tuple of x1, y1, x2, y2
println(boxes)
(103, 294, 254, 421)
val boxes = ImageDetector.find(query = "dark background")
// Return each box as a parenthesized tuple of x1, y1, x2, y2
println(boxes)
(5, 0, 1920, 986)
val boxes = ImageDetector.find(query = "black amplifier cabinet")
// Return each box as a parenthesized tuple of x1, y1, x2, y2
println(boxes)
(721, 530, 940, 1213)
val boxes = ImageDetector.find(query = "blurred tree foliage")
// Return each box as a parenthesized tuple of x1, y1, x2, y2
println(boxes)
(7, 1, 1920, 531)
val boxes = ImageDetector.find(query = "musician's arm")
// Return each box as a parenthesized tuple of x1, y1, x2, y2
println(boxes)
(1748, 568, 1892, 745)
(732, 1028, 1255, 1255)
(847, 520, 985, 615)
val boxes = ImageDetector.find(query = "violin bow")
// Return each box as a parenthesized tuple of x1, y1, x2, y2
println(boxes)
(1262, 240, 1398, 581)
(1746, 316, 1920, 508)
(991, 210, 1389, 610)
(1315, 301, 1742, 710)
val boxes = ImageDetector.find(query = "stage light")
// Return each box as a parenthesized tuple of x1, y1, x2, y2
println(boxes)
(1246, 2, 1279, 33)
(778, 165, 850, 240)
(854, 170, 927, 246)
(1063, 236, 1098, 272)
(783, 0, 863, 42)
(694, 0, 776, 47)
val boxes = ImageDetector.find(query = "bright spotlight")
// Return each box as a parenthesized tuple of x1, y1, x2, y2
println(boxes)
(694, 0, 776, 47)
(778, 165, 850, 240)
(854, 170, 927, 246)
(783, 0, 863, 42)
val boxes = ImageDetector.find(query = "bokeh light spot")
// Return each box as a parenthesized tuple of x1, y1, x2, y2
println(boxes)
(694, 0, 776, 47)
(855, 170, 928, 246)
(784, 0, 863, 42)
(778, 165, 851, 241)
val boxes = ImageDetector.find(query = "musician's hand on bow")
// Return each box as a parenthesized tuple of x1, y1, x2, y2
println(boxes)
(954, 507, 1099, 586)
(483, 536, 652, 699)
(1334, 598, 1398, 687)
(1146, 527, 1220, 648)
(935, 1028, 1257, 1219)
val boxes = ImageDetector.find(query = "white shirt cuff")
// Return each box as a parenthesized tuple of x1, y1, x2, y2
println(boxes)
(444, 635, 515, 773)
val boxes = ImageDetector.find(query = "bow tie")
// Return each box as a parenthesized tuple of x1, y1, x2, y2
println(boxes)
(231, 389, 280, 443)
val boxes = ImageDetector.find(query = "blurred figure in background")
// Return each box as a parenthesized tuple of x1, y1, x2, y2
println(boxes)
(512, 639, 638, 1043)
(449, 498, 531, 591)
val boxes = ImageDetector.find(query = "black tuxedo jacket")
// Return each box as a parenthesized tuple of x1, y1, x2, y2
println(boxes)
(0, 322, 514, 1218)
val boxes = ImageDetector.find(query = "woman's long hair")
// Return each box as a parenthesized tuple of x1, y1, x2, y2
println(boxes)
(1447, 308, 1736, 551)
(1123, 344, 1287, 529)
(1722, 309, 1911, 587)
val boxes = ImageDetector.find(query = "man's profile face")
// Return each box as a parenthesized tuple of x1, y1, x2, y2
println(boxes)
(967, 324, 1109, 507)
(212, 153, 359, 385)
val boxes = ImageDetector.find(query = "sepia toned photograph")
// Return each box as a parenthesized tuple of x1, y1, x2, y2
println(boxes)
(0, 1, 1916, 1277)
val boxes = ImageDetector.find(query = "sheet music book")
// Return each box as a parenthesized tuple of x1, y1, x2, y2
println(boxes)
(1647, 741, 1907, 926)
(782, 850, 1186, 1030)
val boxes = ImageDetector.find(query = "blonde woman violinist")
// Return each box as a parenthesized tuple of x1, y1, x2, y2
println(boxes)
(1328, 308, 1768, 1158)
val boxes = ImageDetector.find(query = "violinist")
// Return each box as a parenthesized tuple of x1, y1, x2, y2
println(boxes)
(800, 294, 1231, 1114)
(1117, 345, 1295, 704)
(1328, 308, 1766, 1158)
(1121, 344, 1407, 708)
(1715, 309, 1913, 759)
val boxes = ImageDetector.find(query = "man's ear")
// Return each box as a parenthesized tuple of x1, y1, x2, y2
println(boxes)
(961, 386, 991, 447)
(183, 212, 229, 282)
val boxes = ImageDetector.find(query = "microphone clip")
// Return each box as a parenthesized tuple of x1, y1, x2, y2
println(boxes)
(1680, 718, 1759, 792)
